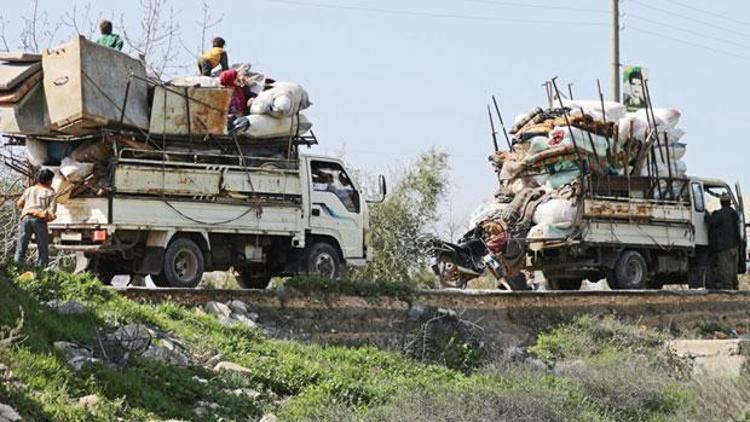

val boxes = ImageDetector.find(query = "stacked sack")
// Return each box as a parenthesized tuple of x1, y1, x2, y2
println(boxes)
(475, 97, 686, 276)
(169, 69, 314, 139)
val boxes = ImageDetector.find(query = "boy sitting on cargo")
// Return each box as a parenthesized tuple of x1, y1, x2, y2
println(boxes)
(198, 37, 229, 76)
(14, 169, 57, 267)
(96, 20, 124, 51)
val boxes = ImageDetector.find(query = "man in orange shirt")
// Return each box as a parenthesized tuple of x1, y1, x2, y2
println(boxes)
(15, 169, 56, 267)
(198, 37, 229, 76)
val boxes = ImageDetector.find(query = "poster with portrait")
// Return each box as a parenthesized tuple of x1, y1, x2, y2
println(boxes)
(622, 65, 648, 111)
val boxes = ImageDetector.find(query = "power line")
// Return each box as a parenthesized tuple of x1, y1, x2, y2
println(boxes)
(660, 0, 750, 27)
(461, 0, 607, 14)
(261, 0, 608, 26)
(627, 25, 750, 61)
(628, 0, 750, 39)
(627, 13, 749, 50)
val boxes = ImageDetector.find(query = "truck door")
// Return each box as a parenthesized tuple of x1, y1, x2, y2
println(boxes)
(690, 181, 709, 246)
(307, 160, 365, 258)
(736, 182, 747, 273)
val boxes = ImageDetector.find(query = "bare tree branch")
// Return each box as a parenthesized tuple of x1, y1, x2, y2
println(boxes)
(60, 3, 103, 39)
(121, 0, 182, 78)
(0, 16, 10, 52)
(198, 0, 223, 56)
(19, 0, 62, 52)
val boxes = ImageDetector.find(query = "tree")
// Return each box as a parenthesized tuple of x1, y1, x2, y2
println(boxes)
(353, 148, 450, 283)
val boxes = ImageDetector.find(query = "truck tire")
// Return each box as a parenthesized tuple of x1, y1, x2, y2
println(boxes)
(547, 278, 583, 290)
(607, 250, 647, 290)
(306, 242, 342, 279)
(236, 264, 272, 289)
(156, 238, 205, 288)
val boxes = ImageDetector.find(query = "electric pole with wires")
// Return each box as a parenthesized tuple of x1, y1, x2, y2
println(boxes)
(611, 0, 620, 102)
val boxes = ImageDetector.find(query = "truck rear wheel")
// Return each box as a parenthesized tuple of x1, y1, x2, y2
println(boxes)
(306, 242, 342, 279)
(155, 238, 205, 288)
(236, 264, 272, 289)
(607, 250, 647, 290)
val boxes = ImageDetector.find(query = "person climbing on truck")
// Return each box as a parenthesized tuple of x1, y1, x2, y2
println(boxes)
(95, 20, 124, 51)
(14, 169, 57, 267)
(198, 37, 229, 76)
(705, 193, 741, 289)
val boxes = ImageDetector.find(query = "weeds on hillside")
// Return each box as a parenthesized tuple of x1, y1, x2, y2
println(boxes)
(0, 307, 24, 349)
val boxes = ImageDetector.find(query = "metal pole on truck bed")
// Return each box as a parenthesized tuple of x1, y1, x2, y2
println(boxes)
(491, 95, 513, 150)
(487, 104, 499, 152)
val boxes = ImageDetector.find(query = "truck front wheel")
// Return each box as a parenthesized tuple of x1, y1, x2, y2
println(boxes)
(154, 238, 205, 288)
(306, 242, 343, 279)
(607, 250, 647, 290)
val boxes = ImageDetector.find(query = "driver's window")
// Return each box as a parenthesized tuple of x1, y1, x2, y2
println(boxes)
(692, 183, 705, 213)
(704, 186, 733, 213)
(311, 161, 360, 214)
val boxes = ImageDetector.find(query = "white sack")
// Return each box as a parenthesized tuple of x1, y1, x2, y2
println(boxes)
(242, 114, 312, 139)
(469, 200, 510, 228)
(526, 223, 575, 252)
(655, 142, 686, 161)
(563, 98, 627, 122)
(168, 76, 220, 87)
(641, 159, 687, 177)
(250, 82, 311, 118)
(25, 138, 48, 167)
(59, 157, 94, 182)
(533, 197, 578, 226)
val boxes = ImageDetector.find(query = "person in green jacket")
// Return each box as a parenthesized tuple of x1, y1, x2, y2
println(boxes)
(96, 20, 124, 51)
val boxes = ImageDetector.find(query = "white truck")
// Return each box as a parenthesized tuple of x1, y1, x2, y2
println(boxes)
(529, 176, 747, 290)
(47, 134, 385, 288)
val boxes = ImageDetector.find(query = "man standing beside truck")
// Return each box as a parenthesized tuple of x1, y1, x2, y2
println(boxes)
(14, 169, 56, 267)
(705, 193, 741, 289)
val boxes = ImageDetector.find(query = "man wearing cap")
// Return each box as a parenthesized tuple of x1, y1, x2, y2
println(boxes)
(705, 193, 741, 289)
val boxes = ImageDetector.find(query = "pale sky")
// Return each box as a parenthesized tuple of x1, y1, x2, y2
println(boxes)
(2, 0, 749, 232)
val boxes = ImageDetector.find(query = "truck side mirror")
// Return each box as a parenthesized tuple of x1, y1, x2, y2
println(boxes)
(367, 174, 387, 204)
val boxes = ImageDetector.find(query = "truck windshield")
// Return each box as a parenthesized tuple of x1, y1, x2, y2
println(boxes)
(311, 161, 360, 213)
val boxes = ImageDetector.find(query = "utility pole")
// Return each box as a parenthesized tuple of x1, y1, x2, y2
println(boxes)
(611, 0, 620, 102)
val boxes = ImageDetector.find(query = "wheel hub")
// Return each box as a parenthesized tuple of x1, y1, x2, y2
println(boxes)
(314, 253, 335, 278)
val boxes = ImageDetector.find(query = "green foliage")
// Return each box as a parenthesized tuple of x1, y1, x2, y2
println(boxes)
(0, 268, 745, 421)
(281, 275, 416, 300)
(353, 148, 449, 283)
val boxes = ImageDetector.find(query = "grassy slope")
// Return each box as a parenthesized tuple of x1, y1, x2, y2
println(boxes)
(0, 267, 747, 421)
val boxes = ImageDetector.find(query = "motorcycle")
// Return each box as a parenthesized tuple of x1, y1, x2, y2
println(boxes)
(430, 227, 530, 291)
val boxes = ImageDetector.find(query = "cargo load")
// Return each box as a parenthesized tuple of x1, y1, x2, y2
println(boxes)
(42, 36, 150, 134)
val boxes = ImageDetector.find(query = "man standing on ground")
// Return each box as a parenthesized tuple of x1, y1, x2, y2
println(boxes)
(14, 169, 56, 267)
(96, 20, 124, 51)
(198, 37, 229, 76)
(705, 193, 741, 289)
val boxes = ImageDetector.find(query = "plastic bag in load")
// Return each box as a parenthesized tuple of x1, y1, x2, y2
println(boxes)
(654, 142, 686, 161)
(249, 82, 311, 118)
(25, 138, 49, 167)
(547, 126, 612, 157)
(533, 197, 578, 226)
(469, 200, 510, 228)
(640, 159, 687, 177)
(168, 76, 220, 87)
(59, 157, 94, 182)
(240, 113, 312, 139)
(526, 223, 575, 252)
(562, 98, 626, 122)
